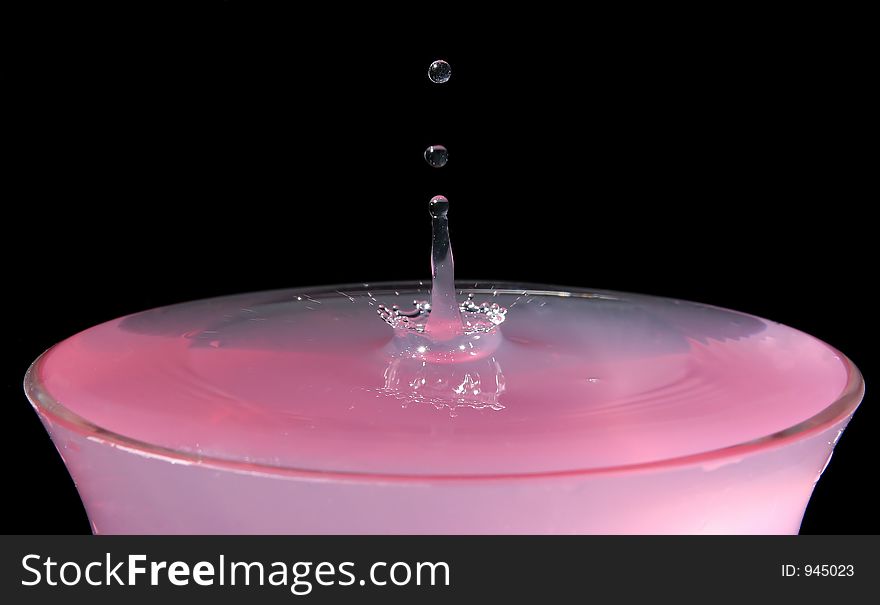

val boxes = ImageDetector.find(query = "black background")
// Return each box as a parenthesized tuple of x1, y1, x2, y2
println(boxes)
(4, 8, 873, 533)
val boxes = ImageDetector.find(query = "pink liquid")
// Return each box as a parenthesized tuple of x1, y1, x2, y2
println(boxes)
(26, 282, 862, 533)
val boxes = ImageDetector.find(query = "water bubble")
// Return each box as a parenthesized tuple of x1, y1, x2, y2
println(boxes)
(424, 145, 448, 168)
(428, 60, 451, 84)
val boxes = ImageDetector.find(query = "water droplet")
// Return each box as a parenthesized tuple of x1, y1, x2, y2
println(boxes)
(424, 145, 449, 168)
(429, 194, 449, 218)
(428, 60, 451, 84)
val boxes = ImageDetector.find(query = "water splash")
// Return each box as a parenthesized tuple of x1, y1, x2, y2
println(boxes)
(426, 195, 460, 338)
(377, 196, 507, 342)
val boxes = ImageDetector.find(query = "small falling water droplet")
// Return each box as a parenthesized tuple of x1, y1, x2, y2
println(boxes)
(428, 60, 451, 84)
(424, 145, 448, 168)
